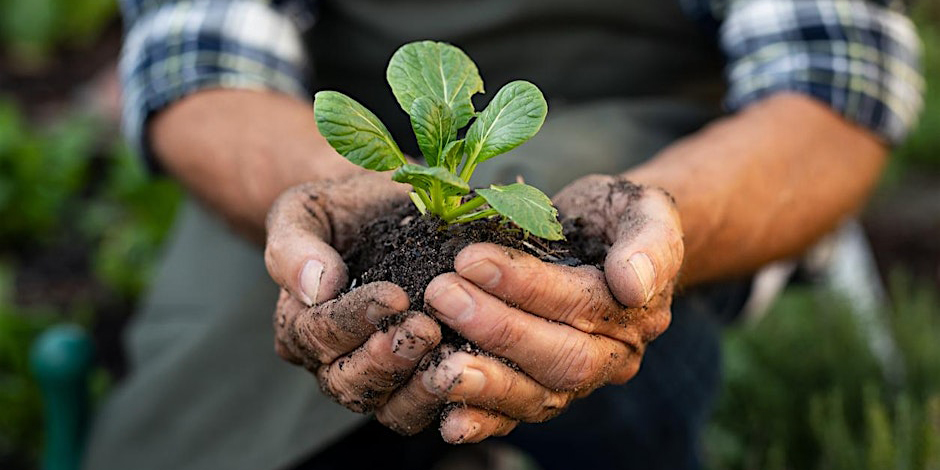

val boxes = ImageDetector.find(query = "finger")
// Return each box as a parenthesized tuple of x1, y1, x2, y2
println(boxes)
(316, 312, 441, 412)
(375, 345, 459, 436)
(425, 274, 637, 391)
(604, 187, 684, 307)
(440, 406, 518, 444)
(422, 350, 573, 423)
(454, 243, 633, 338)
(280, 281, 409, 365)
(265, 183, 347, 306)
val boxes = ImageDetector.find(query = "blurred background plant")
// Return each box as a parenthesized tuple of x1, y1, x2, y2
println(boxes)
(0, 0, 937, 469)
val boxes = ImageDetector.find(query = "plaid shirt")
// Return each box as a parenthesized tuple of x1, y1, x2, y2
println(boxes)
(120, 0, 924, 165)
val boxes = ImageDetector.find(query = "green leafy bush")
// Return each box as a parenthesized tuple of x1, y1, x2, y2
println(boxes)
(706, 277, 940, 470)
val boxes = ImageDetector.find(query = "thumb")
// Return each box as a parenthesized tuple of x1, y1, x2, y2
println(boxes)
(265, 183, 348, 306)
(604, 187, 684, 307)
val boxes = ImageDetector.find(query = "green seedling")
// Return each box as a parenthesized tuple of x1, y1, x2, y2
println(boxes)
(314, 40, 564, 240)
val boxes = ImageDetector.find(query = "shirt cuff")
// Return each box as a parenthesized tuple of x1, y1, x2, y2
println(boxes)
(119, 0, 310, 171)
(720, 0, 924, 145)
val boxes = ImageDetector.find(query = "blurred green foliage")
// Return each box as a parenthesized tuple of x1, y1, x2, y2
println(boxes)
(882, 2, 940, 184)
(706, 277, 940, 470)
(0, 0, 116, 66)
(0, 97, 181, 468)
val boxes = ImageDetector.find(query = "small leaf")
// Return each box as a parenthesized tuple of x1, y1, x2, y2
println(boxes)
(410, 95, 456, 167)
(441, 139, 465, 172)
(392, 164, 470, 197)
(477, 183, 564, 240)
(314, 90, 406, 171)
(409, 192, 427, 215)
(464, 81, 547, 163)
(387, 41, 484, 128)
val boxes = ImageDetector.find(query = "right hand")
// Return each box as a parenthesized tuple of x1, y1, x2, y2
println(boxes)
(264, 173, 442, 413)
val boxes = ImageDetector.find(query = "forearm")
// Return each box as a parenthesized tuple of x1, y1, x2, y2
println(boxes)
(150, 89, 372, 242)
(624, 93, 887, 285)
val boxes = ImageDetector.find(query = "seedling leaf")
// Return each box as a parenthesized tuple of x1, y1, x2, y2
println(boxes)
(392, 164, 470, 197)
(477, 183, 564, 240)
(387, 41, 484, 128)
(441, 139, 465, 172)
(410, 95, 456, 167)
(314, 91, 406, 171)
(464, 81, 547, 164)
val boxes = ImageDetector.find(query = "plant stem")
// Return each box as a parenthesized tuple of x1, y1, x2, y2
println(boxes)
(430, 182, 444, 215)
(452, 208, 497, 224)
(442, 195, 487, 221)
(416, 188, 432, 211)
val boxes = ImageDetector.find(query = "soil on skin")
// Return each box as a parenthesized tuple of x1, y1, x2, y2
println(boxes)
(343, 202, 607, 351)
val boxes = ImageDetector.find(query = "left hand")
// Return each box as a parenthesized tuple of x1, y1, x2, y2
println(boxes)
(373, 175, 684, 443)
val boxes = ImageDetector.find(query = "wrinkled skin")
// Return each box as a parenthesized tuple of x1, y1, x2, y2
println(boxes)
(265, 172, 683, 443)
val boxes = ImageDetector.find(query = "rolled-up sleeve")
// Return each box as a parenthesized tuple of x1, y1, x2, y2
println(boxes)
(719, 0, 924, 145)
(119, 0, 310, 169)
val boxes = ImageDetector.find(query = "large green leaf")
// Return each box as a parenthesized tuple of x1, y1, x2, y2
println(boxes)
(477, 183, 563, 240)
(386, 41, 484, 128)
(392, 164, 470, 197)
(410, 95, 456, 167)
(314, 90, 406, 171)
(464, 81, 547, 164)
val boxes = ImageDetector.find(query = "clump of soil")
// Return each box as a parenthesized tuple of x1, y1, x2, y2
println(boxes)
(343, 202, 608, 344)
(345, 203, 605, 307)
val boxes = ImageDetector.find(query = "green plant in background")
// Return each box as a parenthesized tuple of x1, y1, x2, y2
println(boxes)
(706, 277, 940, 470)
(0, 97, 181, 469)
(0, 0, 116, 66)
(314, 40, 563, 240)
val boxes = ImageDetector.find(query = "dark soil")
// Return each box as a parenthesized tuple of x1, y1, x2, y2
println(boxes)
(343, 201, 607, 354)
(345, 203, 606, 308)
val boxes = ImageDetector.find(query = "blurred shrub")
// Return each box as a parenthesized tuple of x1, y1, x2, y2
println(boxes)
(0, 0, 117, 66)
(0, 97, 181, 468)
(705, 277, 940, 470)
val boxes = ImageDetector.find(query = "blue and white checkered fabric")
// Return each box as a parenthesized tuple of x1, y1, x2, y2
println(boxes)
(120, 0, 924, 167)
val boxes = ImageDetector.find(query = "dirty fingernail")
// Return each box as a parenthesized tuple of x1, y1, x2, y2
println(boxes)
(300, 260, 324, 306)
(443, 417, 480, 444)
(366, 303, 391, 324)
(455, 367, 486, 396)
(428, 284, 475, 323)
(628, 252, 655, 304)
(392, 328, 430, 361)
(460, 259, 501, 288)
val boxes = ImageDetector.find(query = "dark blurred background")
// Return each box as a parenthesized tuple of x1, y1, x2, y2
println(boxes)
(0, 1, 937, 469)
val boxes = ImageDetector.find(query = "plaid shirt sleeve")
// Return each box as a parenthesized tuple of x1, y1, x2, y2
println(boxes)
(696, 0, 924, 145)
(119, 0, 312, 170)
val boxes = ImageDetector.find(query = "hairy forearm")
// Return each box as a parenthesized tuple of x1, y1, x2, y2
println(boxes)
(150, 89, 370, 242)
(624, 93, 887, 285)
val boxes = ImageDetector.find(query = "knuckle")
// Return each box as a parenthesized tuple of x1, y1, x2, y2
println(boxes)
(291, 312, 337, 363)
(547, 338, 600, 391)
(534, 392, 570, 422)
(608, 357, 642, 384)
(319, 366, 372, 413)
(375, 406, 426, 436)
(479, 313, 525, 354)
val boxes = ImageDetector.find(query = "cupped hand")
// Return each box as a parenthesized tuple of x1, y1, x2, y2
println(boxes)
(264, 173, 442, 413)
(374, 176, 683, 443)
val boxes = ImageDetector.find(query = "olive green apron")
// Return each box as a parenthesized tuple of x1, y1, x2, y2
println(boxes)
(83, 2, 725, 469)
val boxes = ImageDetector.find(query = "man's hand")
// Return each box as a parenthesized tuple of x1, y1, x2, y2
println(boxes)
(264, 173, 442, 412)
(374, 178, 683, 443)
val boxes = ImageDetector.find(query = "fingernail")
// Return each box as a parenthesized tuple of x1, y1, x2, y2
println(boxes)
(628, 252, 655, 304)
(443, 417, 480, 444)
(427, 283, 475, 323)
(391, 328, 429, 361)
(300, 260, 324, 306)
(455, 367, 486, 396)
(366, 303, 391, 324)
(459, 259, 501, 288)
